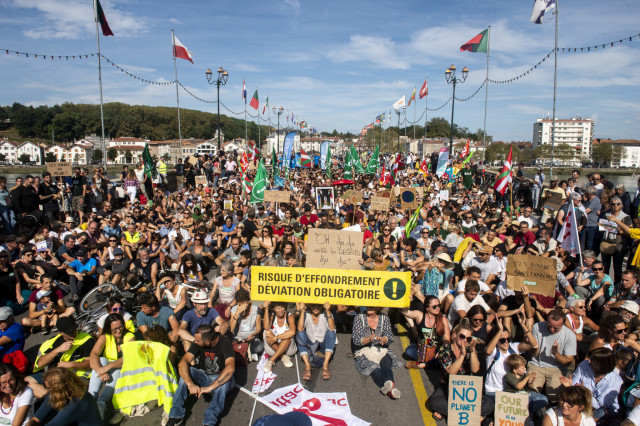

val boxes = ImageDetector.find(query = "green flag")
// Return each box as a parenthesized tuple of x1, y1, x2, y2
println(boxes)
(272, 145, 279, 177)
(462, 149, 475, 165)
(142, 143, 155, 178)
(365, 144, 380, 174)
(343, 147, 352, 179)
(405, 202, 423, 238)
(250, 159, 267, 204)
(326, 145, 332, 180)
(351, 145, 366, 174)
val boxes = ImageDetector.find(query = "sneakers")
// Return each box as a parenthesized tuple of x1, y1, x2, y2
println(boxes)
(263, 360, 274, 373)
(281, 355, 293, 368)
(165, 418, 184, 426)
(381, 380, 394, 395)
(247, 345, 252, 363)
(388, 387, 401, 399)
(161, 412, 169, 426)
(42, 328, 50, 335)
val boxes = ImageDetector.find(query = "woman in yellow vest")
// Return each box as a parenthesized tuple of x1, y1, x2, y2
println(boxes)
(88, 313, 135, 420)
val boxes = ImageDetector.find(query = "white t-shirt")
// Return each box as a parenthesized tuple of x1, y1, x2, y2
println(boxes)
(627, 405, 640, 425)
(469, 257, 500, 282)
(456, 278, 490, 294)
(0, 387, 34, 426)
(484, 343, 522, 393)
(97, 311, 133, 330)
(545, 407, 595, 426)
(448, 294, 491, 325)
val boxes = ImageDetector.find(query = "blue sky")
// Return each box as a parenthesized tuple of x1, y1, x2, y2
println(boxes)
(0, 0, 638, 142)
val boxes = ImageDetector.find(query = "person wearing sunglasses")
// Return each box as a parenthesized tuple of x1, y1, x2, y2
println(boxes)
(402, 295, 451, 369)
(542, 385, 595, 426)
(564, 296, 600, 359)
(575, 261, 613, 313)
(588, 314, 640, 354)
(427, 321, 492, 421)
(96, 297, 135, 335)
(600, 195, 632, 285)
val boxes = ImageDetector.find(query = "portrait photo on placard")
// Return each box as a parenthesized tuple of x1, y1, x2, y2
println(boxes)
(316, 186, 335, 210)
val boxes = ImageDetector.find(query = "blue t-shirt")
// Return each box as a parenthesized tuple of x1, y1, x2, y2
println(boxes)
(136, 306, 175, 331)
(590, 274, 614, 298)
(181, 308, 220, 335)
(0, 323, 25, 356)
(69, 258, 98, 278)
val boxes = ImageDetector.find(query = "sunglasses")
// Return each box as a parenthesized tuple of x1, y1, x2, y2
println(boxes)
(458, 335, 473, 342)
(498, 337, 511, 344)
(429, 304, 441, 309)
(110, 307, 124, 312)
(615, 328, 627, 334)
(559, 400, 575, 408)
(471, 317, 485, 323)
(593, 267, 604, 271)
(109, 239, 117, 242)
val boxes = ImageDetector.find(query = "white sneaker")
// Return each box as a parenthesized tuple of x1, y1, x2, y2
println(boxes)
(335, 335, 339, 345)
(253, 353, 259, 362)
(264, 360, 274, 373)
(247, 345, 252, 363)
(281, 355, 293, 368)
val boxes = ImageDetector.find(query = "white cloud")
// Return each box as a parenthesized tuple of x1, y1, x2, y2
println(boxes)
(325, 35, 409, 70)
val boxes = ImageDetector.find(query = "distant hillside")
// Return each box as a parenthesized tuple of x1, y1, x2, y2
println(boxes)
(0, 102, 269, 143)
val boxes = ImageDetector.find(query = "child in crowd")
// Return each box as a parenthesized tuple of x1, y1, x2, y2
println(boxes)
(504, 354, 549, 422)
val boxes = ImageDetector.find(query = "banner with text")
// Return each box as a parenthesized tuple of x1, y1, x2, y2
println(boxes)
(448, 375, 483, 426)
(436, 147, 449, 177)
(506, 254, 556, 297)
(495, 391, 529, 426)
(251, 266, 411, 307)
(46, 162, 72, 177)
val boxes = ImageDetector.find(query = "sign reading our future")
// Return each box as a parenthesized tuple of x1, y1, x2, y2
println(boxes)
(250, 266, 411, 308)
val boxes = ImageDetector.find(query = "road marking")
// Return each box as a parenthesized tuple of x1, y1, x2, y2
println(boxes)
(396, 323, 436, 426)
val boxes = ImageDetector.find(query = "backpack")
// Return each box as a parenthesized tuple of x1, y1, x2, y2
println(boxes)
(486, 345, 517, 375)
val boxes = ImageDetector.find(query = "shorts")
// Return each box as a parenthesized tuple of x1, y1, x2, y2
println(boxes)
(72, 196, 85, 211)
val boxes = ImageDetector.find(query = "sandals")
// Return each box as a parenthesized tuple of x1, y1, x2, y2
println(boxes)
(322, 368, 331, 380)
(302, 369, 312, 381)
(405, 361, 426, 369)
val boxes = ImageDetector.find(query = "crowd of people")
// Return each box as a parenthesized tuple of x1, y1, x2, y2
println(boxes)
(0, 150, 640, 425)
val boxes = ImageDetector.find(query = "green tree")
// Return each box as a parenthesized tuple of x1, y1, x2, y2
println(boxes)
(612, 145, 624, 166)
(18, 154, 31, 164)
(0, 153, 6, 162)
(107, 148, 118, 163)
(485, 142, 508, 164)
(591, 143, 612, 165)
(93, 148, 103, 163)
(554, 143, 575, 165)
(124, 150, 133, 164)
(44, 152, 57, 163)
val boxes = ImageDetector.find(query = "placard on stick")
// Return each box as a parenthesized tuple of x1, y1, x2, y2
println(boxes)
(448, 375, 483, 426)
(400, 188, 419, 210)
(506, 254, 557, 297)
(343, 189, 363, 204)
(46, 162, 72, 177)
(370, 196, 390, 211)
(195, 176, 207, 186)
(495, 391, 529, 426)
(306, 228, 363, 270)
(264, 190, 291, 203)
(543, 191, 564, 211)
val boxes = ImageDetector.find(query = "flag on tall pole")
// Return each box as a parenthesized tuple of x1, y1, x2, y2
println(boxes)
(250, 90, 259, 110)
(94, 0, 114, 36)
(557, 202, 583, 263)
(366, 144, 379, 174)
(300, 148, 312, 168)
(493, 146, 513, 196)
(272, 145, 279, 177)
(250, 159, 267, 204)
(172, 35, 194, 63)
(393, 95, 406, 111)
(326, 145, 332, 180)
(242, 79, 247, 103)
(419, 78, 428, 99)
(530, 0, 556, 24)
(343, 148, 352, 179)
(262, 95, 269, 114)
(142, 144, 156, 179)
(460, 29, 489, 52)
(460, 139, 470, 158)
(408, 88, 416, 106)
(351, 145, 366, 174)
(405, 203, 423, 238)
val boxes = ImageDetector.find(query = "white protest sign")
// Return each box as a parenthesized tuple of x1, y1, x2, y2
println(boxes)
(448, 375, 483, 426)
(306, 228, 363, 270)
(495, 391, 529, 426)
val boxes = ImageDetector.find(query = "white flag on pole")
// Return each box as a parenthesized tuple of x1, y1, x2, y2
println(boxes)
(393, 95, 406, 111)
(558, 205, 580, 256)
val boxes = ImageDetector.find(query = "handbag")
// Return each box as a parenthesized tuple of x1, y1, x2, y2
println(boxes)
(600, 241, 617, 255)
(417, 340, 437, 363)
(232, 341, 249, 366)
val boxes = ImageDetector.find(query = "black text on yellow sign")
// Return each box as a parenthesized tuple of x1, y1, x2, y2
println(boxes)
(250, 266, 411, 308)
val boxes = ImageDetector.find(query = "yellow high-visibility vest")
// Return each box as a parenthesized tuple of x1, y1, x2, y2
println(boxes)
(34, 332, 94, 379)
(112, 341, 178, 415)
(103, 332, 135, 362)
(158, 161, 167, 174)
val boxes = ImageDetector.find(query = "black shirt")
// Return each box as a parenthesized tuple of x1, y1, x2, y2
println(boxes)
(41, 333, 96, 366)
(71, 175, 87, 197)
(242, 219, 258, 243)
(10, 185, 39, 214)
(39, 182, 60, 211)
(188, 336, 234, 375)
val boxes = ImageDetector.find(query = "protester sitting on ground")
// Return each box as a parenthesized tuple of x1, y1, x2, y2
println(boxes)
(589, 314, 640, 352)
(210, 261, 240, 320)
(155, 274, 188, 321)
(136, 293, 180, 343)
(179, 291, 228, 351)
(88, 313, 135, 420)
(448, 280, 495, 326)
(0, 307, 29, 374)
(402, 295, 450, 369)
(98, 247, 131, 286)
(542, 385, 595, 426)
(564, 295, 599, 353)
(352, 306, 403, 400)
(26, 367, 103, 426)
(0, 362, 34, 426)
(574, 260, 613, 313)
(65, 246, 97, 304)
(503, 354, 549, 421)
(229, 289, 263, 363)
(296, 302, 336, 381)
(261, 301, 297, 373)
(96, 297, 135, 334)
(21, 273, 75, 335)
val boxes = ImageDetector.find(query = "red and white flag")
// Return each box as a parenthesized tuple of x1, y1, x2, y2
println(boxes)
(460, 139, 470, 158)
(301, 148, 312, 168)
(419, 78, 428, 99)
(420, 159, 429, 176)
(558, 203, 581, 256)
(172, 35, 194, 63)
(493, 146, 513, 196)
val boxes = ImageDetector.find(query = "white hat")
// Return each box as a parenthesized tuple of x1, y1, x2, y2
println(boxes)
(0, 307, 12, 321)
(435, 252, 455, 270)
(621, 300, 640, 315)
(190, 291, 209, 304)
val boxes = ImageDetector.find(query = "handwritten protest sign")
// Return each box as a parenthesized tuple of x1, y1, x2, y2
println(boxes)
(495, 391, 529, 426)
(223, 200, 233, 211)
(400, 188, 419, 210)
(46, 162, 72, 177)
(264, 190, 291, 203)
(343, 189, 362, 204)
(439, 190, 450, 201)
(307, 228, 363, 270)
(415, 187, 424, 199)
(448, 375, 483, 426)
(370, 196, 390, 211)
(506, 254, 556, 297)
(598, 218, 618, 233)
(543, 191, 564, 211)
(195, 176, 207, 186)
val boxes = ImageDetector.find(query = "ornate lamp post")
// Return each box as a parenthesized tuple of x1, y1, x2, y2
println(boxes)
(205, 66, 228, 154)
(444, 64, 469, 154)
(272, 106, 284, 154)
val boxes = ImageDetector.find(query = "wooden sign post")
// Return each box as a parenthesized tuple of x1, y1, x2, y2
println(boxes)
(506, 254, 557, 297)
(306, 228, 364, 270)
(448, 375, 483, 426)
(46, 162, 72, 177)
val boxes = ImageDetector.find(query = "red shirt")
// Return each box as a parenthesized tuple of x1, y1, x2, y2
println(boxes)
(300, 214, 319, 227)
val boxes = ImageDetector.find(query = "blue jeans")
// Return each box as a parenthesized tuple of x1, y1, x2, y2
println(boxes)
(404, 343, 440, 368)
(88, 357, 121, 416)
(531, 185, 541, 210)
(295, 330, 336, 361)
(529, 391, 548, 414)
(169, 367, 235, 425)
(585, 225, 599, 252)
(0, 206, 12, 235)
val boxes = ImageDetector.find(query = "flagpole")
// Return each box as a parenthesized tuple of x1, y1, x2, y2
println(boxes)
(94, 1, 107, 167)
(550, 1, 559, 180)
(425, 92, 428, 142)
(257, 92, 261, 157)
(482, 26, 490, 166)
(171, 30, 183, 162)
(244, 80, 248, 146)
(413, 87, 416, 141)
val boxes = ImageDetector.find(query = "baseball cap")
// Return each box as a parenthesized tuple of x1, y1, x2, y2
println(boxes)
(56, 317, 78, 334)
(0, 307, 13, 321)
(113, 248, 124, 256)
(36, 290, 52, 301)
(76, 247, 88, 257)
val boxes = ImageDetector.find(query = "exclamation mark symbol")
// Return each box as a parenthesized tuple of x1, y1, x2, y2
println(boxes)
(391, 281, 398, 298)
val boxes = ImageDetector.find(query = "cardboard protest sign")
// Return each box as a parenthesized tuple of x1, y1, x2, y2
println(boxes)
(46, 162, 72, 177)
(223, 200, 233, 211)
(495, 391, 529, 426)
(307, 228, 363, 270)
(343, 189, 363, 204)
(506, 254, 556, 297)
(406, 168, 417, 175)
(370, 196, 391, 211)
(598, 218, 618, 233)
(400, 188, 419, 210)
(448, 375, 483, 426)
(195, 176, 207, 186)
(264, 190, 291, 203)
(415, 187, 424, 199)
(543, 191, 564, 211)
(187, 156, 198, 166)
(251, 266, 411, 308)
(439, 190, 450, 201)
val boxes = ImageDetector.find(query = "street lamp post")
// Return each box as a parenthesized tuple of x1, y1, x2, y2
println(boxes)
(273, 106, 284, 154)
(205, 67, 228, 154)
(444, 64, 469, 154)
